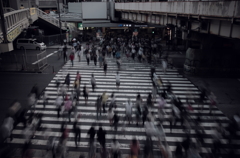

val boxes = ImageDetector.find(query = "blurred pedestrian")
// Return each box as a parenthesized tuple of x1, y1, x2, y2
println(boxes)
(147, 93, 153, 110)
(109, 92, 116, 109)
(86, 51, 90, 65)
(125, 99, 132, 124)
(108, 107, 114, 125)
(77, 47, 82, 62)
(102, 92, 108, 113)
(42, 91, 49, 108)
(111, 138, 121, 158)
(87, 124, 96, 146)
(103, 60, 108, 75)
(69, 52, 74, 67)
(96, 96, 102, 119)
(97, 126, 106, 148)
(55, 95, 63, 118)
(116, 71, 120, 90)
(63, 45, 68, 62)
(99, 54, 103, 68)
(73, 120, 81, 148)
(93, 52, 97, 66)
(90, 73, 96, 92)
(64, 73, 70, 90)
(162, 59, 167, 74)
(83, 84, 89, 105)
(142, 106, 149, 125)
(113, 111, 119, 133)
(130, 138, 140, 158)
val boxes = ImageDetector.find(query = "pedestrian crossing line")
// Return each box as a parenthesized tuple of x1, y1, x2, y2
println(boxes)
(33, 104, 224, 115)
(12, 129, 240, 146)
(9, 57, 240, 158)
(53, 74, 189, 81)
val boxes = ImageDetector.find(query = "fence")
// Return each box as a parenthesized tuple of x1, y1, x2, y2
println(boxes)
(36, 33, 67, 46)
(36, 50, 48, 70)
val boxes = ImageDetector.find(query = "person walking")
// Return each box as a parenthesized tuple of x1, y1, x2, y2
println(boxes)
(90, 73, 96, 92)
(86, 51, 90, 65)
(93, 52, 97, 66)
(69, 52, 74, 67)
(63, 45, 68, 63)
(99, 54, 103, 68)
(83, 84, 89, 105)
(125, 99, 133, 124)
(64, 73, 70, 90)
(113, 111, 119, 133)
(73, 120, 81, 148)
(97, 126, 106, 148)
(101, 92, 108, 113)
(115, 71, 120, 90)
(96, 96, 102, 119)
(87, 124, 96, 146)
(55, 95, 63, 118)
(130, 138, 140, 158)
(147, 93, 153, 110)
(103, 60, 107, 75)
(77, 46, 82, 62)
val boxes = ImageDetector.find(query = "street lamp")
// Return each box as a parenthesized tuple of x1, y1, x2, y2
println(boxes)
(57, 0, 63, 45)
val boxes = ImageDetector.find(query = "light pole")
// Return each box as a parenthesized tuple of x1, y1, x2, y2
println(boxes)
(57, 0, 63, 45)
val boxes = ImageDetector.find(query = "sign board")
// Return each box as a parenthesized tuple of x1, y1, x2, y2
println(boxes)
(134, 25, 148, 27)
(7, 27, 21, 42)
(82, 2, 107, 19)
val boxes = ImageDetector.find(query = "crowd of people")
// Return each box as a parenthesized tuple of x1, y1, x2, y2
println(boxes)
(0, 32, 240, 158)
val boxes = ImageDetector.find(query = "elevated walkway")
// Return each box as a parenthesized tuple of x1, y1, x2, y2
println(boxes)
(115, 1, 240, 39)
(0, 8, 66, 45)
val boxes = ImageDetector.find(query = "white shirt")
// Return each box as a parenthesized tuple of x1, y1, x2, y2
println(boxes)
(125, 101, 132, 115)
(111, 141, 120, 152)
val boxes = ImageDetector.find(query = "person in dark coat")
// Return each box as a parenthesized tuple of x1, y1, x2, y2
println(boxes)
(73, 120, 81, 148)
(103, 60, 107, 75)
(64, 73, 70, 89)
(97, 126, 106, 148)
(87, 124, 96, 145)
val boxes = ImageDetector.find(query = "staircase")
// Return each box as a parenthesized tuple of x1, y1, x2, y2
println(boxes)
(0, 8, 66, 43)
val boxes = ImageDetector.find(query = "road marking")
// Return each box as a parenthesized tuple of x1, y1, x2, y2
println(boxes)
(32, 51, 58, 65)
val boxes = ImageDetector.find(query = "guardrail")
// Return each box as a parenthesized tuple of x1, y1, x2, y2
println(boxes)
(115, 1, 240, 18)
(36, 8, 66, 30)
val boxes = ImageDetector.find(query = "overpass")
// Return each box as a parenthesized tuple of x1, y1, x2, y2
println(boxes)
(115, 1, 240, 39)
(0, 7, 66, 53)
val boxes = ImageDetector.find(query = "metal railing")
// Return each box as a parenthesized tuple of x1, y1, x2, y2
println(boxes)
(0, 8, 30, 42)
(36, 8, 66, 30)
(0, 7, 66, 43)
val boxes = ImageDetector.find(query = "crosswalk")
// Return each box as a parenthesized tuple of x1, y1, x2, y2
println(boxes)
(9, 54, 240, 157)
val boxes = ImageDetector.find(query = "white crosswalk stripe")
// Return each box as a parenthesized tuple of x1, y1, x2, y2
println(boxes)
(9, 55, 240, 157)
